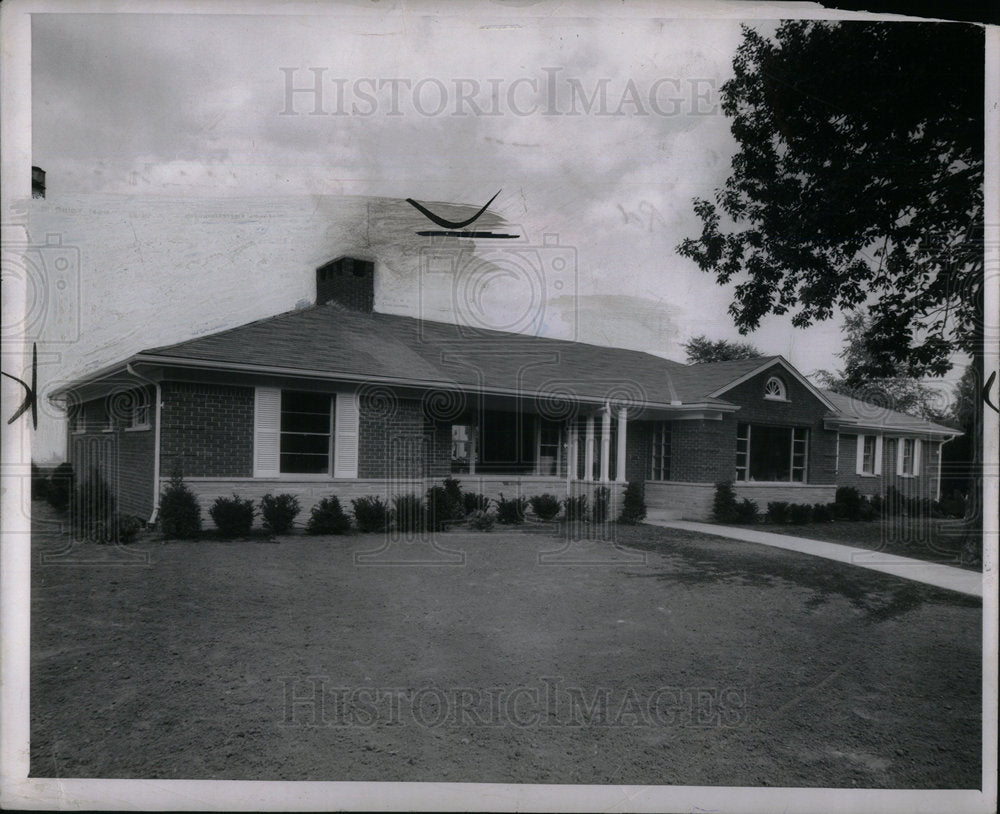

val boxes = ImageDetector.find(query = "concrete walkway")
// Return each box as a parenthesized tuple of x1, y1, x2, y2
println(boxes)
(645, 516, 983, 598)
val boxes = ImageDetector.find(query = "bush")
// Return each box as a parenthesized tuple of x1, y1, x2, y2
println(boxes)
(935, 490, 967, 518)
(735, 498, 759, 524)
(869, 492, 884, 516)
(158, 472, 202, 539)
(117, 514, 142, 544)
(495, 493, 528, 525)
(563, 493, 589, 523)
(462, 492, 491, 515)
(352, 495, 389, 533)
(591, 486, 611, 524)
(307, 496, 352, 535)
(834, 486, 863, 521)
(787, 503, 812, 525)
(467, 510, 496, 531)
(529, 493, 562, 521)
(858, 498, 878, 521)
(443, 477, 464, 511)
(71, 470, 116, 542)
(209, 495, 256, 538)
(392, 494, 426, 533)
(47, 462, 74, 512)
(260, 493, 301, 534)
(766, 501, 790, 524)
(619, 481, 647, 525)
(713, 481, 739, 523)
(811, 503, 834, 523)
(31, 462, 50, 502)
(427, 485, 462, 531)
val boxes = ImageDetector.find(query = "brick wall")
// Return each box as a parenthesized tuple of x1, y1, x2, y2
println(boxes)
(669, 418, 735, 482)
(645, 481, 837, 521)
(357, 394, 451, 479)
(625, 421, 651, 483)
(67, 389, 156, 519)
(159, 382, 254, 478)
(836, 432, 940, 500)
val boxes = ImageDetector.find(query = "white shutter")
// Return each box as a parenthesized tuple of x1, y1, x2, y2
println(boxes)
(855, 435, 865, 475)
(253, 387, 281, 478)
(873, 435, 883, 476)
(333, 391, 359, 479)
(896, 437, 904, 475)
(913, 439, 922, 474)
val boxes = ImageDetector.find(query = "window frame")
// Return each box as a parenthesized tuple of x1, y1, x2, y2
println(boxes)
(735, 422, 809, 483)
(855, 433, 882, 477)
(762, 376, 788, 402)
(124, 389, 152, 432)
(650, 422, 672, 481)
(897, 437, 921, 477)
(278, 390, 334, 476)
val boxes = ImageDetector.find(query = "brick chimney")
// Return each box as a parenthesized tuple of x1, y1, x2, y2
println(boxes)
(316, 256, 374, 312)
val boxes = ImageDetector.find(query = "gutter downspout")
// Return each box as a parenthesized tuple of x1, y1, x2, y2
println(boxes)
(937, 433, 957, 502)
(127, 363, 161, 525)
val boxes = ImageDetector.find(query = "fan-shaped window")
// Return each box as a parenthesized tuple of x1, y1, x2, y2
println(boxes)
(763, 376, 787, 401)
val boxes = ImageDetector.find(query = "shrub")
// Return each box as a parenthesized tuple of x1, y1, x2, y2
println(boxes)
(443, 477, 464, 512)
(713, 481, 739, 523)
(935, 491, 967, 518)
(210, 495, 256, 538)
(735, 498, 759, 524)
(787, 503, 812, 525)
(591, 486, 611, 524)
(858, 498, 878, 521)
(766, 501, 790, 524)
(462, 492, 491, 515)
(563, 493, 589, 523)
(47, 462, 74, 512)
(260, 493, 301, 534)
(71, 470, 116, 542)
(307, 496, 352, 535)
(467, 510, 496, 531)
(31, 462, 50, 502)
(392, 494, 426, 533)
(869, 492, 884, 516)
(529, 493, 562, 521)
(117, 514, 142, 544)
(834, 486, 863, 521)
(427, 485, 462, 531)
(812, 503, 834, 523)
(495, 493, 528, 524)
(158, 472, 202, 539)
(352, 495, 389, 533)
(619, 481, 647, 525)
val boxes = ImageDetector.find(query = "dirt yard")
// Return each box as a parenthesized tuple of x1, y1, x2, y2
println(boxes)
(30, 504, 982, 787)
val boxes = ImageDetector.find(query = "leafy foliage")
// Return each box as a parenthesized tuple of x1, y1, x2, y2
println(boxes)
(618, 481, 647, 525)
(158, 472, 202, 539)
(766, 501, 790, 524)
(677, 21, 984, 379)
(467, 510, 496, 531)
(352, 495, 389, 533)
(31, 462, 50, 502)
(682, 335, 763, 364)
(117, 514, 142, 544)
(712, 481, 739, 523)
(71, 469, 116, 542)
(260, 493, 301, 534)
(529, 493, 562, 521)
(209, 495, 256, 538)
(392, 494, 426, 533)
(563, 494, 589, 523)
(591, 486, 611, 524)
(307, 496, 352, 535)
(786, 503, 812, 525)
(462, 492, 491, 516)
(495, 493, 528, 525)
(426, 485, 462, 531)
(47, 462, 75, 513)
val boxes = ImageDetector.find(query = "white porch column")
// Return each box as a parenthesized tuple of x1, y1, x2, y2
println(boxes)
(468, 424, 477, 475)
(567, 419, 578, 484)
(585, 415, 595, 482)
(616, 407, 628, 482)
(600, 406, 611, 482)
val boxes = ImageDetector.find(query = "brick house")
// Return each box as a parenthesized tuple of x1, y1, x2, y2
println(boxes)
(52, 255, 960, 525)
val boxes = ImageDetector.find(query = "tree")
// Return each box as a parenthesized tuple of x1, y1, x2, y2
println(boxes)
(814, 311, 949, 421)
(676, 21, 984, 380)
(682, 335, 763, 364)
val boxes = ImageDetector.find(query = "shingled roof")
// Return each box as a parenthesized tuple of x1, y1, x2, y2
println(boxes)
(138, 303, 733, 409)
(821, 389, 960, 436)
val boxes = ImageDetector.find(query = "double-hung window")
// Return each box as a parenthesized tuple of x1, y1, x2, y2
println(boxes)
(650, 422, 671, 480)
(897, 437, 920, 477)
(856, 434, 882, 476)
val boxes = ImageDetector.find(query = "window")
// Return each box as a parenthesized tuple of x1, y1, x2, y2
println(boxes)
(735, 423, 808, 482)
(537, 420, 563, 476)
(280, 391, 333, 474)
(763, 376, 787, 401)
(856, 434, 882, 476)
(126, 390, 151, 431)
(650, 422, 671, 480)
(898, 437, 920, 476)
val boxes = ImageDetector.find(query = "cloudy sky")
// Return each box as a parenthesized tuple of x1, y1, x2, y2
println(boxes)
(21, 3, 964, 460)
